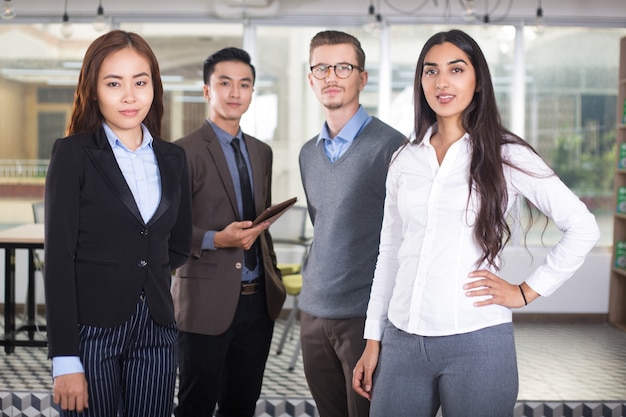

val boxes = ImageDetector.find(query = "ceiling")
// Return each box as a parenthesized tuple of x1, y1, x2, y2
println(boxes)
(0, 0, 623, 88)
(2, 0, 625, 28)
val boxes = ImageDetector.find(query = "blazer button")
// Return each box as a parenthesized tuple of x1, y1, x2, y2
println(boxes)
(235, 262, 242, 270)
(138, 260, 148, 268)
(140, 229, 149, 236)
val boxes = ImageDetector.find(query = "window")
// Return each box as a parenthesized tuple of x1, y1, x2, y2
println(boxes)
(0, 22, 624, 246)
(521, 28, 624, 246)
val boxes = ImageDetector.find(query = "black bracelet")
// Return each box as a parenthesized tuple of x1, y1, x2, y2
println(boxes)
(519, 284, 528, 306)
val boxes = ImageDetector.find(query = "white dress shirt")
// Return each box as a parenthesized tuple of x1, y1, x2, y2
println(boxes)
(364, 126, 600, 340)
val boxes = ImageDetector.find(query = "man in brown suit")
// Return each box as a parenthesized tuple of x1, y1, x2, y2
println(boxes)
(172, 47, 285, 417)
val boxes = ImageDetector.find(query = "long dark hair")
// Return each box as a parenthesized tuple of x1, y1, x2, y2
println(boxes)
(412, 29, 542, 268)
(67, 30, 163, 137)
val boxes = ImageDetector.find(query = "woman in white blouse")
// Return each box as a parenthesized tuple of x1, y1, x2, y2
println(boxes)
(352, 29, 600, 417)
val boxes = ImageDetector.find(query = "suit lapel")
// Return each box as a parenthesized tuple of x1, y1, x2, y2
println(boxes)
(202, 122, 241, 219)
(84, 129, 145, 226)
(149, 138, 175, 226)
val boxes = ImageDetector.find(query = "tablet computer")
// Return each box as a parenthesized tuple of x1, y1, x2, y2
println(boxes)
(252, 196, 298, 226)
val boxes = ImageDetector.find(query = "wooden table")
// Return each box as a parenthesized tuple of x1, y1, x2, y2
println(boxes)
(0, 223, 46, 354)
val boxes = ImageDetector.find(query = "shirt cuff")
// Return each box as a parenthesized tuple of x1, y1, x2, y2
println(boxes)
(202, 230, 217, 250)
(363, 318, 386, 341)
(52, 356, 84, 378)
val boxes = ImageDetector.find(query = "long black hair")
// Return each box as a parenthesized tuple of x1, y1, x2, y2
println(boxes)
(412, 29, 543, 268)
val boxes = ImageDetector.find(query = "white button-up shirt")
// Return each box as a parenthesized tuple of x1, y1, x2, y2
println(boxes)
(364, 126, 600, 339)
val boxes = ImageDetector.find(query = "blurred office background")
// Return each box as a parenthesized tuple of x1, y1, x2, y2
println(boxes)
(0, 0, 625, 314)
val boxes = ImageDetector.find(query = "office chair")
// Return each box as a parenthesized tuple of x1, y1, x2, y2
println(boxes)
(31, 201, 45, 271)
(271, 205, 312, 371)
(278, 273, 303, 371)
(28, 201, 46, 336)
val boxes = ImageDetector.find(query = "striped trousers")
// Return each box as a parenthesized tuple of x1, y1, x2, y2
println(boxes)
(62, 296, 178, 417)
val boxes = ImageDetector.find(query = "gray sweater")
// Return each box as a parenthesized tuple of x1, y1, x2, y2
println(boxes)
(298, 117, 406, 319)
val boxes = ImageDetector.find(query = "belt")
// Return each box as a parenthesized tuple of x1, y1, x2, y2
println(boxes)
(241, 279, 263, 295)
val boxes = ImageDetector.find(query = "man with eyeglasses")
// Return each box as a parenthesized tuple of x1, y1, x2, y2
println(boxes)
(298, 30, 406, 417)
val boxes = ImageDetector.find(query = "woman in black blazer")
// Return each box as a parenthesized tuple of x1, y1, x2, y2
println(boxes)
(44, 30, 192, 417)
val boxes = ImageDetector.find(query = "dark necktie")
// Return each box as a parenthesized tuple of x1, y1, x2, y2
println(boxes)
(231, 138, 257, 270)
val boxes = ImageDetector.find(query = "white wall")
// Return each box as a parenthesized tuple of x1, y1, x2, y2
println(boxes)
(271, 245, 612, 315)
(500, 246, 611, 314)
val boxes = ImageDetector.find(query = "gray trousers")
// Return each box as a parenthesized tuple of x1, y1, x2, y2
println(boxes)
(371, 322, 518, 417)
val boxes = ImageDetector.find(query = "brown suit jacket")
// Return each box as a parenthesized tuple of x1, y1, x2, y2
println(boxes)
(172, 121, 285, 335)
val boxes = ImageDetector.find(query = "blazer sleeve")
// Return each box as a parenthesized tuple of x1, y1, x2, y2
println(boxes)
(44, 137, 82, 358)
(168, 148, 192, 270)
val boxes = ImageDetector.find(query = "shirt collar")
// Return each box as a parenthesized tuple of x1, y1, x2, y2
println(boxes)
(207, 119, 242, 146)
(103, 122, 154, 151)
(315, 105, 370, 146)
(413, 123, 470, 146)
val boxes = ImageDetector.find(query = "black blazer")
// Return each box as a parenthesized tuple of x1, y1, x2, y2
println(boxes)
(44, 128, 192, 358)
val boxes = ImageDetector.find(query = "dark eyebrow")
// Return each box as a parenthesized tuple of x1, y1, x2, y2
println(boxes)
(103, 72, 150, 80)
(217, 74, 253, 83)
(312, 62, 352, 66)
(423, 59, 468, 68)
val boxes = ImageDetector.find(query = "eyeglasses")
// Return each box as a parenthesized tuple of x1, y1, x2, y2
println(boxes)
(310, 63, 364, 80)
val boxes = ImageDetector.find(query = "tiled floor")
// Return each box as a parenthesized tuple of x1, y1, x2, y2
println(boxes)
(514, 319, 626, 401)
(1, 314, 626, 415)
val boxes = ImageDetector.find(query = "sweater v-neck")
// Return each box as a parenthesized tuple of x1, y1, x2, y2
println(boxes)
(319, 118, 374, 168)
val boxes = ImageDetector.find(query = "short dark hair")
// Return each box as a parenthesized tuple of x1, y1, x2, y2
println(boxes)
(203, 47, 256, 85)
(309, 30, 365, 69)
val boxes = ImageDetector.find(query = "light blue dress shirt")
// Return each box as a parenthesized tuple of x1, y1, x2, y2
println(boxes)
(52, 122, 162, 378)
(316, 105, 372, 162)
(200, 120, 261, 282)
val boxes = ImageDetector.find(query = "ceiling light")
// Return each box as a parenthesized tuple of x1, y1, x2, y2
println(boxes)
(93, 0, 107, 32)
(1, 0, 16, 20)
(463, 0, 476, 22)
(535, 0, 544, 34)
(365, 0, 382, 32)
(482, 0, 489, 26)
(60, 0, 73, 39)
